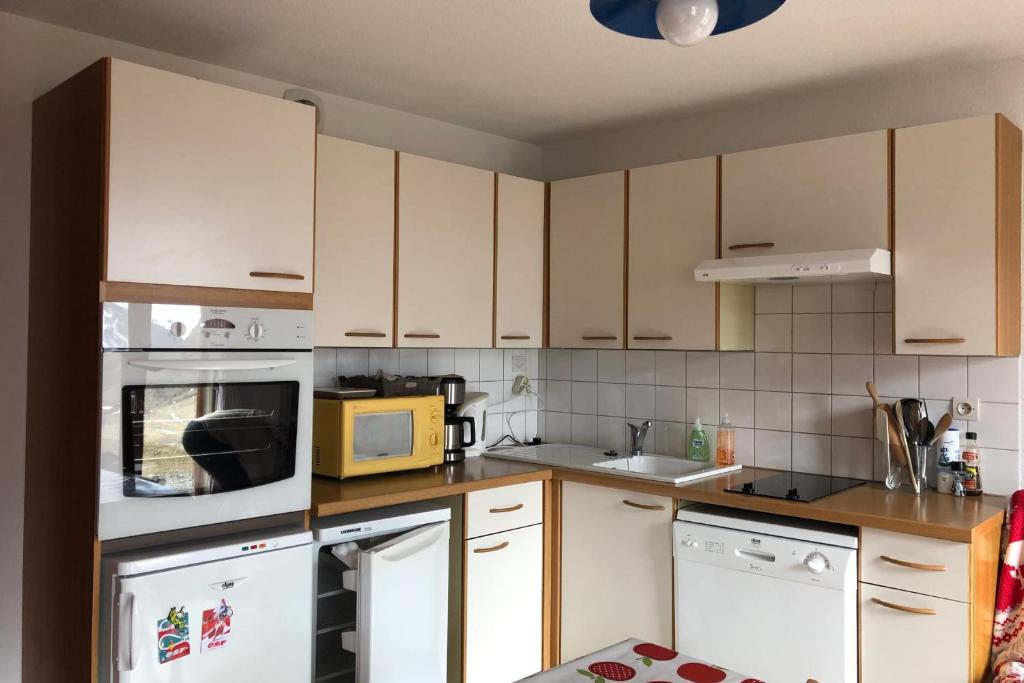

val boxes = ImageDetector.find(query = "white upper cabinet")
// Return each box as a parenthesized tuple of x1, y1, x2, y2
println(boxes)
(314, 136, 395, 347)
(397, 153, 493, 348)
(495, 174, 545, 348)
(894, 114, 1021, 357)
(628, 158, 718, 350)
(549, 172, 625, 348)
(105, 59, 315, 292)
(721, 130, 889, 255)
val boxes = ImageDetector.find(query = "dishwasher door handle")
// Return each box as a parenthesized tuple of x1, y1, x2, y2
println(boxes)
(735, 548, 776, 563)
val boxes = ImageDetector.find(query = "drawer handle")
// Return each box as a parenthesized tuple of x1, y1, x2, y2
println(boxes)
(249, 271, 305, 280)
(489, 503, 524, 514)
(903, 338, 966, 345)
(870, 597, 936, 616)
(404, 333, 441, 339)
(728, 242, 775, 251)
(582, 335, 617, 341)
(473, 541, 509, 554)
(622, 499, 666, 511)
(633, 335, 673, 341)
(500, 335, 531, 340)
(880, 555, 947, 572)
(345, 331, 387, 338)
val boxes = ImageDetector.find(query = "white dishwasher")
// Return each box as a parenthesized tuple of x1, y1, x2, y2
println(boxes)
(674, 504, 858, 683)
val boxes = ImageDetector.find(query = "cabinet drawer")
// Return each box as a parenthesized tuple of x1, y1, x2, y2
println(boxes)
(860, 583, 968, 682)
(466, 482, 543, 539)
(465, 524, 543, 683)
(861, 528, 968, 602)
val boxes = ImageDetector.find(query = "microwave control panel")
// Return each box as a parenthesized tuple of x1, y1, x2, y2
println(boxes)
(102, 302, 313, 350)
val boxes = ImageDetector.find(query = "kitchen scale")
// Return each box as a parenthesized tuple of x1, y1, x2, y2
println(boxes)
(724, 471, 866, 502)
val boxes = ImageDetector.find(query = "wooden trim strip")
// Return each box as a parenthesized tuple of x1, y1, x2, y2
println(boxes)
(727, 242, 775, 250)
(622, 170, 629, 350)
(99, 280, 313, 310)
(473, 541, 509, 554)
(492, 172, 498, 348)
(393, 150, 400, 347)
(248, 271, 304, 280)
(543, 182, 551, 349)
(888, 128, 896, 354)
(870, 597, 936, 616)
(715, 156, 721, 351)
(995, 114, 1022, 356)
(880, 555, 947, 572)
(488, 503, 524, 514)
(622, 499, 666, 511)
(542, 479, 562, 669)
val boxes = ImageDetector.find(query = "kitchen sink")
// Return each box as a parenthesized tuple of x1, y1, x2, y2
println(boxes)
(592, 454, 734, 484)
(484, 443, 740, 485)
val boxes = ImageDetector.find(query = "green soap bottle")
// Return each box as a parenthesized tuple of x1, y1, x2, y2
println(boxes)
(687, 418, 710, 462)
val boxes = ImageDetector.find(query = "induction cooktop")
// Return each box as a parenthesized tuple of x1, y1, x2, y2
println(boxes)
(724, 471, 866, 503)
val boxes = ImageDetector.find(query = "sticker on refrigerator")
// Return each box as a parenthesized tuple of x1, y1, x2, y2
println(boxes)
(157, 606, 190, 664)
(201, 599, 234, 652)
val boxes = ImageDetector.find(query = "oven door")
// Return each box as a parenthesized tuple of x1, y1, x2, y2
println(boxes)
(99, 351, 312, 540)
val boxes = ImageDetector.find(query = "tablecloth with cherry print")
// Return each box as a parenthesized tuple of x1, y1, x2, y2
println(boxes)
(517, 638, 761, 683)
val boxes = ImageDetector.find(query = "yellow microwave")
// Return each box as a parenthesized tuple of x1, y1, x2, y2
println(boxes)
(313, 395, 444, 478)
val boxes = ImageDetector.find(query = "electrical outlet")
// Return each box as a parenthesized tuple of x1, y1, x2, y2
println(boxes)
(952, 397, 980, 421)
(511, 354, 527, 376)
(512, 375, 530, 395)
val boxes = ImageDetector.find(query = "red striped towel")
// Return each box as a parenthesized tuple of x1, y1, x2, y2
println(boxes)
(994, 490, 1024, 682)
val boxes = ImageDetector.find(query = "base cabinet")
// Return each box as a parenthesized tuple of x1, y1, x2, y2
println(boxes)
(559, 482, 673, 663)
(860, 583, 969, 682)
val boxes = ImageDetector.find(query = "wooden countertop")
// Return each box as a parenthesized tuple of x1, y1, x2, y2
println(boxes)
(311, 461, 1005, 542)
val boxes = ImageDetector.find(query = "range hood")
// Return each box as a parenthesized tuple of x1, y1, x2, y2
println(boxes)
(695, 248, 891, 284)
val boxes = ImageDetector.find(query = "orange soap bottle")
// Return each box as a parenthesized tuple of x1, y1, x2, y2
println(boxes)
(716, 414, 736, 466)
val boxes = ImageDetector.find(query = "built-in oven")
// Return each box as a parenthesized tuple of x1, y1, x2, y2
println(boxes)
(99, 302, 313, 540)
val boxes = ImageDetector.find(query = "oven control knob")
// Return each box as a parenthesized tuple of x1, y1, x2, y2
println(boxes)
(169, 321, 187, 339)
(803, 551, 830, 574)
(247, 321, 265, 340)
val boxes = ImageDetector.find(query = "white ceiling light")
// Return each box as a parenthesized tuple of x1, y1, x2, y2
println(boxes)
(656, 0, 720, 46)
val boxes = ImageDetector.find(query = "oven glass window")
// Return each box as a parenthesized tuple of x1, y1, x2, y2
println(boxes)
(352, 411, 413, 461)
(122, 381, 299, 497)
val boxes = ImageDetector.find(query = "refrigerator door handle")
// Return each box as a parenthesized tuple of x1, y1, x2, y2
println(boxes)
(115, 592, 137, 672)
(376, 524, 448, 563)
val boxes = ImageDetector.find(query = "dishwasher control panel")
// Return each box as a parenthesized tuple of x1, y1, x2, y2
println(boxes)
(673, 520, 856, 590)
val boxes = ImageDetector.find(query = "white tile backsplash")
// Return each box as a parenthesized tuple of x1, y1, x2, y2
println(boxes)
(328, 279, 1021, 486)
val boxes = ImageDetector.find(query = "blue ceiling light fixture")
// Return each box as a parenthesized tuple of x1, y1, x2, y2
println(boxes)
(590, 0, 786, 46)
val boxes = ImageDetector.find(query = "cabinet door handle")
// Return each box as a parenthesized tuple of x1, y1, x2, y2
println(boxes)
(473, 541, 509, 554)
(870, 597, 936, 616)
(500, 335, 531, 340)
(249, 271, 305, 280)
(728, 242, 775, 251)
(633, 335, 673, 341)
(622, 499, 666, 511)
(345, 331, 387, 338)
(879, 555, 947, 572)
(404, 333, 441, 339)
(582, 335, 617, 341)
(903, 338, 966, 345)
(488, 503, 524, 514)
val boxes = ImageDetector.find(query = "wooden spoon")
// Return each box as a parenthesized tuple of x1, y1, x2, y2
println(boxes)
(866, 382, 912, 476)
(929, 413, 954, 447)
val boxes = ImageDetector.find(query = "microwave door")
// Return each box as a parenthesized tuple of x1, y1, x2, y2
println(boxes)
(357, 522, 449, 683)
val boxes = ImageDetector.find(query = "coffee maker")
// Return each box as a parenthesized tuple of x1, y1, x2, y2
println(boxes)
(439, 375, 475, 463)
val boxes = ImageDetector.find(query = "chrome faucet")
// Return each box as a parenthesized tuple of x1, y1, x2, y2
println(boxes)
(627, 420, 652, 457)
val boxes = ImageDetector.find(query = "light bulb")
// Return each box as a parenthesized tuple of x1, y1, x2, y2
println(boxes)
(655, 0, 719, 47)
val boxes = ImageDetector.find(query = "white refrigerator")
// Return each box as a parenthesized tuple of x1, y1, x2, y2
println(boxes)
(100, 527, 312, 682)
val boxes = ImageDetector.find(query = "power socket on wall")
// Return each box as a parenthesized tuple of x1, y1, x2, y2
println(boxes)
(952, 397, 980, 421)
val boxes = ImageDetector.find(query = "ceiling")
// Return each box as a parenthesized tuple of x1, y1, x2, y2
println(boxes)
(4, 0, 1024, 143)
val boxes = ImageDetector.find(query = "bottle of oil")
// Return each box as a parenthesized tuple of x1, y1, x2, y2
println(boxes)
(961, 431, 983, 496)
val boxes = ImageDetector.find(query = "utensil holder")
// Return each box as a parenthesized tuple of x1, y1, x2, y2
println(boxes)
(875, 407, 923, 494)
(912, 444, 928, 494)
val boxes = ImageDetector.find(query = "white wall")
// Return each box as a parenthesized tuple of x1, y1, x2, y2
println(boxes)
(0, 11, 542, 681)
(542, 57, 1024, 179)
